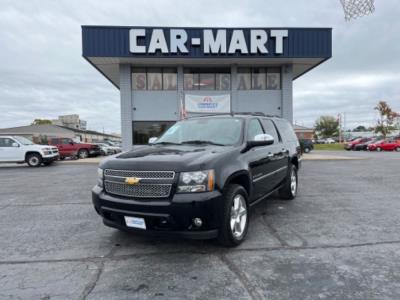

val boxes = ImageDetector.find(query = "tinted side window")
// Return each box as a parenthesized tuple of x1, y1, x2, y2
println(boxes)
(274, 119, 297, 142)
(62, 138, 71, 144)
(247, 119, 264, 140)
(261, 119, 280, 144)
(0, 137, 15, 147)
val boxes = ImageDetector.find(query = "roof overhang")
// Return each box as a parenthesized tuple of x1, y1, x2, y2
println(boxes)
(82, 26, 332, 89)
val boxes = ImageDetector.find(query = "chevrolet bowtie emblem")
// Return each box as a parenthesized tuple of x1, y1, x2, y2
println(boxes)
(125, 177, 140, 185)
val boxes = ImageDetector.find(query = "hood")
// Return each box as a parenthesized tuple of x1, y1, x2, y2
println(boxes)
(100, 144, 236, 171)
(31, 144, 58, 151)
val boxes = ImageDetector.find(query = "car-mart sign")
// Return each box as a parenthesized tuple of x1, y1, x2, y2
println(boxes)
(129, 28, 288, 55)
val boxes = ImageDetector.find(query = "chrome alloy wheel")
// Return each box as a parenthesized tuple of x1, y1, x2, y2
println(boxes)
(290, 168, 297, 196)
(230, 194, 247, 238)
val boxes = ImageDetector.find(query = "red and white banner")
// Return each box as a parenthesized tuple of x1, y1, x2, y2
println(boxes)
(185, 94, 231, 113)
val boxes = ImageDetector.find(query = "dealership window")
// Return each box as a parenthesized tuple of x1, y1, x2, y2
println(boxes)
(238, 67, 281, 90)
(251, 68, 267, 90)
(132, 68, 147, 90)
(133, 121, 175, 144)
(184, 68, 230, 90)
(132, 68, 177, 90)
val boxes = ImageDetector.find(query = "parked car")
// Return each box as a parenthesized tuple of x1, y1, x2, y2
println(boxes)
(95, 143, 114, 156)
(325, 138, 336, 144)
(368, 139, 400, 152)
(93, 114, 301, 247)
(0, 135, 59, 167)
(48, 138, 101, 159)
(353, 138, 382, 151)
(344, 137, 371, 150)
(103, 141, 122, 154)
(300, 139, 314, 153)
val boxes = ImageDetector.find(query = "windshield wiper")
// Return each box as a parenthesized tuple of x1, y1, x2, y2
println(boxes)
(154, 141, 182, 145)
(181, 140, 225, 146)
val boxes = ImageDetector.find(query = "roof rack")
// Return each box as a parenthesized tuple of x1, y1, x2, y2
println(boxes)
(186, 112, 281, 118)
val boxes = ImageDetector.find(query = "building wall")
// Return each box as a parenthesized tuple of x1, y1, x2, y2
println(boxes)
(121, 64, 293, 150)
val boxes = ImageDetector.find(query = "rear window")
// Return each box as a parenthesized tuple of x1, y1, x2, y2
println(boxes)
(273, 119, 298, 142)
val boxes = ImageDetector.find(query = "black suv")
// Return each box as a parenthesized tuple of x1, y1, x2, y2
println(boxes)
(93, 114, 301, 247)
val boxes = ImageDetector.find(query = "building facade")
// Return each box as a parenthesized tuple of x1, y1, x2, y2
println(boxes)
(51, 114, 87, 130)
(82, 26, 332, 150)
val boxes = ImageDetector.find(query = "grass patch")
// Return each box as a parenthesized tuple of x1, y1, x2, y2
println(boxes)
(314, 143, 345, 151)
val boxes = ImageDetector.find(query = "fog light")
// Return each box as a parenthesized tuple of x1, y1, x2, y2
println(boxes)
(193, 218, 202, 227)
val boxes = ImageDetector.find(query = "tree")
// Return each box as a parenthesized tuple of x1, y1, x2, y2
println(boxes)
(32, 119, 52, 125)
(352, 125, 367, 132)
(314, 115, 339, 138)
(374, 101, 397, 138)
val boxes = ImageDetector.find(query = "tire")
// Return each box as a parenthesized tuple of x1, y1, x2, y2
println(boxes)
(395, 147, 400, 152)
(26, 153, 42, 167)
(218, 184, 249, 247)
(376, 147, 382, 152)
(303, 147, 310, 153)
(78, 149, 89, 159)
(279, 164, 298, 200)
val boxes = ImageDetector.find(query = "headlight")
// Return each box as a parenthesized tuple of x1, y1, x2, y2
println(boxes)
(177, 170, 215, 193)
(97, 168, 104, 187)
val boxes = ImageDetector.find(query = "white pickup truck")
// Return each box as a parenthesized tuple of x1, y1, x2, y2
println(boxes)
(0, 136, 59, 167)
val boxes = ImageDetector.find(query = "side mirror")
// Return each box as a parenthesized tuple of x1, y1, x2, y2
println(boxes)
(247, 134, 274, 148)
(12, 142, 19, 147)
(148, 137, 158, 144)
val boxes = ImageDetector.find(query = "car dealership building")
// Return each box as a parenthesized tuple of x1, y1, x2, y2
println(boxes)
(82, 26, 332, 150)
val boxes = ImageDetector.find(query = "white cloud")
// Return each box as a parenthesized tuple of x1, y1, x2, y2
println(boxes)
(0, 0, 399, 132)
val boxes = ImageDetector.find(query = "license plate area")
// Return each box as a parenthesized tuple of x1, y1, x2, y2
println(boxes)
(124, 216, 146, 229)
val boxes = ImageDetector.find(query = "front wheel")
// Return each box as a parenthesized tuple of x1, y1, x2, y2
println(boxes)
(218, 184, 249, 247)
(303, 147, 310, 153)
(395, 147, 400, 152)
(26, 153, 42, 167)
(279, 164, 298, 200)
(376, 147, 382, 152)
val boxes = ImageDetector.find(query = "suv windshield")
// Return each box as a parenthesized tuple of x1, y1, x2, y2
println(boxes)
(155, 117, 243, 146)
(13, 136, 34, 145)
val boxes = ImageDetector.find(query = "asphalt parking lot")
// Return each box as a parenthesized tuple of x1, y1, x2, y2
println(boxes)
(1, 151, 400, 299)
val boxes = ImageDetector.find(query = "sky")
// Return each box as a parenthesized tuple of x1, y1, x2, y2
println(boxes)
(0, 0, 399, 133)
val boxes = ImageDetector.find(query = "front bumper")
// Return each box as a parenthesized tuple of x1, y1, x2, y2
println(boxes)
(92, 185, 223, 239)
(89, 149, 101, 156)
(42, 154, 59, 162)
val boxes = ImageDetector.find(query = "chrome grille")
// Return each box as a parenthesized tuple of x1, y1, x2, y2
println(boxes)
(104, 169, 175, 180)
(103, 169, 174, 198)
(104, 181, 171, 198)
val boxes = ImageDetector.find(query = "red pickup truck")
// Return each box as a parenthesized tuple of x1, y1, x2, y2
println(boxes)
(48, 138, 101, 159)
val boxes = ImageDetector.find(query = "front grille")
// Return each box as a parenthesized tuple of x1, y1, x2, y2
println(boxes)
(104, 181, 171, 198)
(104, 169, 175, 180)
(103, 169, 175, 198)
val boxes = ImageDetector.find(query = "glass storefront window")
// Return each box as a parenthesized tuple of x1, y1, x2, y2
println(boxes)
(133, 121, 175, 144)
(237, 68, 251, 90)
(216, 73, 231, 90)
(132, 68, 146, 90)
(251, 68, 267, 90)
(267, 67, 281, 90)
(199, 73, 215, 90)
(163, 68, 177, 90)
(147, 68, 162, 90)
(183, 73, 198, 90)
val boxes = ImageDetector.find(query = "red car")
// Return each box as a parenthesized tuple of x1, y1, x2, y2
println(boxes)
(367, 139, 400, 152)
(344, 137, 371, 150)
(48, 138, 101, 159)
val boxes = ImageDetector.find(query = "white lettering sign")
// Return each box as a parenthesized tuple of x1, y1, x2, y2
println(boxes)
(185, 94, 231, 113)
(129, 28, 288, 55)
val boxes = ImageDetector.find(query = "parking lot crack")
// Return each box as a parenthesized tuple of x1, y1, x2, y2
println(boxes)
(219, 254, 263, 300)
(80, 261, 104, 300)
(261, 214, 289, 247)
